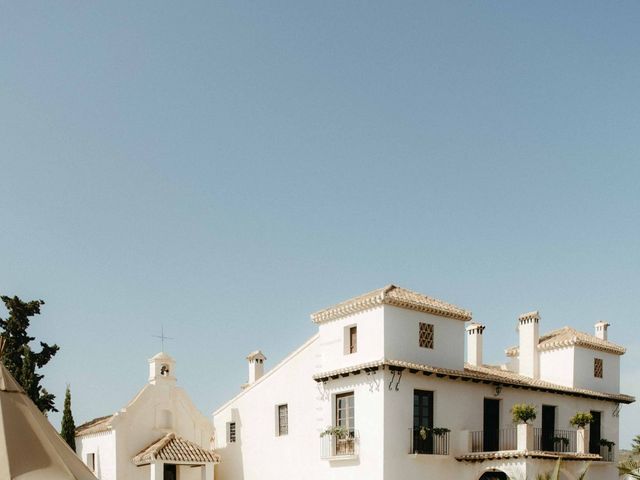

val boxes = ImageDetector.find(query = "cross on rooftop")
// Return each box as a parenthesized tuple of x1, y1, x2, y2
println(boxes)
(152, 326, 174, 352)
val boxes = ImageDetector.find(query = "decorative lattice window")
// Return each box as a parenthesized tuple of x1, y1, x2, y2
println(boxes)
(419, 322, 434, 349)
(594, 358, 603, 378)
(278, 404, 288, 436)
(228, 422, 236, 443)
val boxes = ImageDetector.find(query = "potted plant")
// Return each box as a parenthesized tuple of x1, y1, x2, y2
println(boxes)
(511, 403, 537, 424)
(599, 438, 615, 461)
(569, 412, 594, 429)
(552, 435, 570, 452)
(320, 426, 353, 455)
(569, 412, 594, 454)
(511, 404, 536, 451)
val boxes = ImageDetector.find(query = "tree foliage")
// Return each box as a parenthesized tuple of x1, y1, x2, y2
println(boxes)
(60, 385, 76, 451)
(633, 435, 640, 455)
(0, 295, 59, 413)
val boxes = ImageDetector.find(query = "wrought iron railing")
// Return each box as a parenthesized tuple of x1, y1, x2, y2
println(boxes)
(534, 428, 577, 453)
(600, 445, 614, 462)
(408, 427, 450, 455)
(320, 430, 359, 459)
(470, 428, 517, 452)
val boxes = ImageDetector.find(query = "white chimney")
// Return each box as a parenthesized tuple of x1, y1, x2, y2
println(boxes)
(594, 321, 610, 341)
(518, 311, 540, 379)
(246, 350, 266, 385)
(466, 323, 485, 366)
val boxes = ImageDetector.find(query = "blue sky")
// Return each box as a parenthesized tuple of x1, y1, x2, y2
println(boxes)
(1, 1, 639, 447)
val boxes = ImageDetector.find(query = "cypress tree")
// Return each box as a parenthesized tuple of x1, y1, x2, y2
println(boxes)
(0, 295, 59, 413)
(60, 385, 76, 451)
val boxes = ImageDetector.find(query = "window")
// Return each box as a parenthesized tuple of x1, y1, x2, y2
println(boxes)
(228, 422, 236, 443)
(594, 358, 603, 378)
(277, 404, 288, 436)
(86, 453, 95, 471)
(419, 322, 434, 349)
(349, 326, 357, 354)
(336, 392, 355, 433)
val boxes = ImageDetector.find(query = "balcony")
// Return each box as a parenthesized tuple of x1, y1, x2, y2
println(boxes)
(320, 430, 359, 460)
(408, 427, 451, 455)
(533, 428, 577, 453)
(470, 428, 517, 452)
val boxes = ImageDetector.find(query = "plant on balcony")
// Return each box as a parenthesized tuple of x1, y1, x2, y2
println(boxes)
(320, 425, 349, 439)
(416, 426, 450, 440)
(511, 403, 537, 424)
(569, 412, 594, 429)
(552, 436, 569, 447)
(599, 438, 615, 449)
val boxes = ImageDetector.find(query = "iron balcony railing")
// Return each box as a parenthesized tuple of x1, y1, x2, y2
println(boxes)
(600, 445, 614, 462)
(534, 428, 578, 453)
(408, 427, 450, 455)
(471, 428, 517, 452)
(320, 430, 359, 459)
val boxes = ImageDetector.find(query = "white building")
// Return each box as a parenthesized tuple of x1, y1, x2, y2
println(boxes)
(212, 284, 634, 480)
(76, 352, 220, 480)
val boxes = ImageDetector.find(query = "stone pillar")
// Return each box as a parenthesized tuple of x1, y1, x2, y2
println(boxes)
(576, 427, 590, 454)
(455, 430, 472, 455)
(150, 462, 163, 480)
(201, 463, 214, 480)
(517, 423, 533, 451)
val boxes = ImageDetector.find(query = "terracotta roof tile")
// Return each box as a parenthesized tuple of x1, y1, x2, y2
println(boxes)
(506, 326, 626, 357)
(75, 415, 113, 437)
(311, 285, 472, 323)
(312, 359, 635, 404)
(455, 451, 602, 462)
(132, 433, 220, 465)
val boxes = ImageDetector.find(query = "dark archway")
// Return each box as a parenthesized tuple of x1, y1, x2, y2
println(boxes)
(479, 471, 508, 480)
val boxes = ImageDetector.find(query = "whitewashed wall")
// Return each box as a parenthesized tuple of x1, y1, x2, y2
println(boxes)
(383, 306, 466, 369)
(76, 431, 117, 480)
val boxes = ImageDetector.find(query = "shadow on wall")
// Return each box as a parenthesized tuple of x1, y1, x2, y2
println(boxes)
(214, 408, 244, 480)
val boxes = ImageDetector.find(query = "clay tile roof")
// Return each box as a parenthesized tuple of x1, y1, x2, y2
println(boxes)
(505, 326, 626, 357)
(75, 415, 113, 437)
(132, 433, 220, 465)
(455, 451, 602, 462)
(311, 285, 472, 323)
(312, 359, 635, 404)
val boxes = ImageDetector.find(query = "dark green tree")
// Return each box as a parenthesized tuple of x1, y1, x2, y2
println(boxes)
(633, 434, 640, 454)
(0, 295, 59, 413)
(60, 385, 76, 451)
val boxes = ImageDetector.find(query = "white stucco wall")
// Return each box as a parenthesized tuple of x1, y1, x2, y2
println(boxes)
(317, 307, 385, 372)
(573, 348, 620, 393)
(539, 347, 575, 387)
(383, 306, 466, 370)
(77, 431, 117, 480)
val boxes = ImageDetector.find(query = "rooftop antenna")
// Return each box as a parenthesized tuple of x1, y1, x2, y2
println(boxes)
(152, 326, 174, 352)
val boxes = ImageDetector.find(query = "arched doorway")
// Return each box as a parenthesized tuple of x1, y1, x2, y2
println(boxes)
(479, 471, 508, 480)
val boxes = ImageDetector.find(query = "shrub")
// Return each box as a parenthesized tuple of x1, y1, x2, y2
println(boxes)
(569, 412, 594, 428)
(511, 403, 537, 424)
(320, 425, 349, 439)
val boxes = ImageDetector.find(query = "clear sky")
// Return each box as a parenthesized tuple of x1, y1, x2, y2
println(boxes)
(1, 1, 639, 448)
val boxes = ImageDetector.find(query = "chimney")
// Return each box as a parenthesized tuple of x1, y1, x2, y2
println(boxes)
(466, 323, 485, 366)
(246, 350, 266, 385)
(594, 321, 610, 341)
(518, 311, 540, 379)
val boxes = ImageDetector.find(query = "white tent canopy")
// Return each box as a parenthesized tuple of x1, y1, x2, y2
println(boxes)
(0, 351, 98, 480)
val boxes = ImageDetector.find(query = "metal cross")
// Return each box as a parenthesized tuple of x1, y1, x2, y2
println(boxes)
(152, 326, 174, 352)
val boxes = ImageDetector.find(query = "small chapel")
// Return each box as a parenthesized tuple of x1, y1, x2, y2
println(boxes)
(75, 352, 220, 480)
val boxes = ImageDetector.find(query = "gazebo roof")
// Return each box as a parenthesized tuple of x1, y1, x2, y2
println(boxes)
(132, 433, 220, 465)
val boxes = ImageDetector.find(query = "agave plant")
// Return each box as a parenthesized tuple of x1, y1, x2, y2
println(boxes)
(536, 459, 590, 480)
(618, 458, 640, 479)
